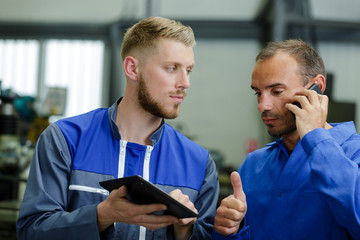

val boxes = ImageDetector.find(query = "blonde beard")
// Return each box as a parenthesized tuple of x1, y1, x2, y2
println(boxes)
(137, 74, 181, 119)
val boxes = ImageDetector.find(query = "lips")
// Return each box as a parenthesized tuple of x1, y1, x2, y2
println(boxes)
(170, 95, 185, 103)
(262, 117, 276, 125)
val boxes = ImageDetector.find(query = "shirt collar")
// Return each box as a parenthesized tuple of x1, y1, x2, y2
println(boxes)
(328, 121, 357, 145)
(267, 121, 357, 151)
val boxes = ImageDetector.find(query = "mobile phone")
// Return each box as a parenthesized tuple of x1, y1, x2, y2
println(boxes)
(294, 83, 322, 109)
(308, 83, 322, 95)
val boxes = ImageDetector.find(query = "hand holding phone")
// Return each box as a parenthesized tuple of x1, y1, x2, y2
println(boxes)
(294, 83, 322, 109)
(291, 83, 329, 138)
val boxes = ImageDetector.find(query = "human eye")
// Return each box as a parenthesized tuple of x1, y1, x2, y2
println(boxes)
(254, 91, 261, 97)
(186, 68, 193, 75)
(167, 65, 177, 72)
(271, 88, 283, 96)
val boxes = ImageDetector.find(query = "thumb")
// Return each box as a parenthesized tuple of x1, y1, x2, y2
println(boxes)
(230, 171, 245, 202)
(114, 185, 128, 198)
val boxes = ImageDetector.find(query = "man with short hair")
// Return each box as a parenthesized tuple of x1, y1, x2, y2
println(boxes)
(17, 17, 219, 240)
(213, 39, 360, 240)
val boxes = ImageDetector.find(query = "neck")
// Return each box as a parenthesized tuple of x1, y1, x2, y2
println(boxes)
(116, 97, 163, 145)
(282, 132, 300, 153)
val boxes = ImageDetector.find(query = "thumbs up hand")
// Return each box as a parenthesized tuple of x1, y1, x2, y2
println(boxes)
(230, 171, 246, 202)
(214, 171, 247, 235)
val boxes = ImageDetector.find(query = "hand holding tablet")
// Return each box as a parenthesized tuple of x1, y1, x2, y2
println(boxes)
(99, 175, 198, 219)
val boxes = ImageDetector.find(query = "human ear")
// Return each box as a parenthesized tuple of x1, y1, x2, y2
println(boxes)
(312, 74, 326, 93)
(123, 56, 139, 81)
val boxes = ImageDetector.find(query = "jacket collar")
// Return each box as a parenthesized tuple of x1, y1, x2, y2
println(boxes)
(327, 121, 357, 145)
(268, 121, 357, 149)
(108, 97, 165, 146)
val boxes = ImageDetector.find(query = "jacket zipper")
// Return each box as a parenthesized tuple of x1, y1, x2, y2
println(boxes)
(139, 145, 153, 240)
(118, 140, 127, 178)
(118, 140, 154, 240)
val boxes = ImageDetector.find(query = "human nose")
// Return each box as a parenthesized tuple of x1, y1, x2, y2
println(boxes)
(175, 70, 190, 90)
(257, 94, 273, 112)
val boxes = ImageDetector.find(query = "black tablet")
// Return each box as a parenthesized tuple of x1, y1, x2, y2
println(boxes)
(99, 175, 198, 219)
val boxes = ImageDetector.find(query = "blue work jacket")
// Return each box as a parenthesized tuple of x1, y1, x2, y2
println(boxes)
(17, 99, 219, 240)
(213, 122, 360, 240)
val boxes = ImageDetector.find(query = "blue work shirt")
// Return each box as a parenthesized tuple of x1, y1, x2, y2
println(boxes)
(213, 122, 360, 240)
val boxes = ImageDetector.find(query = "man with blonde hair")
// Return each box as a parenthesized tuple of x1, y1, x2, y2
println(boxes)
(17, 17, 219, 240)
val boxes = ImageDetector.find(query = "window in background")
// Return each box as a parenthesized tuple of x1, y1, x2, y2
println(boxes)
(0, 39, 104, 118)
(0, 40, 39, 96)
(44, 40, 104, 117)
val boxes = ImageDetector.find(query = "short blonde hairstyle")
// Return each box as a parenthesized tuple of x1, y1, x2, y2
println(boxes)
(121, 17, 196, 61)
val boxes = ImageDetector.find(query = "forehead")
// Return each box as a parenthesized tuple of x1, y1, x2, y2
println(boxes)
(251, 52, 302, 88)
(148, 38, 194, 64)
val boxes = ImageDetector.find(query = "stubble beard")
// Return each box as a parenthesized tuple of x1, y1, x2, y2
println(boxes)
(265, 112, 297, 138)
(137, 74, 181, 119)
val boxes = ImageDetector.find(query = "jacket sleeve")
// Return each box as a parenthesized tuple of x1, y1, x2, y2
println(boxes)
(188, 154, 219, 239)
(16, 124, 101, 240)
(301, 127, 360, 239)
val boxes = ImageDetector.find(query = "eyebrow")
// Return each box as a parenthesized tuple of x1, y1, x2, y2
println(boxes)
(165, 61, 195, 68)
(251, 83, 286, 90)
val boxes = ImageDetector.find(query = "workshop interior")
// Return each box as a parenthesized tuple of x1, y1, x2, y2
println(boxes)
(1, 0, 360, 239)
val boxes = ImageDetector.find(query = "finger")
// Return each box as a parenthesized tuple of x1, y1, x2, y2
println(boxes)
(307, 89, 321, 105)
(141, 222, 175, 231)
(216, 215, 241, 228)
(177, 216, 197, 226)
(217, 201, 246, 221)
(319, 94, 329, 123)
(112, 185, 128, 198)
(169, 189, 183, 200)
(285, 103, 297, 115)
(293, 95, 309, 109)
(134, 203, 169, 215)
(214, 212, 242, 235)
(319, 94, 329, 109)
(214, 225, 240, 236)
(133, 213, 179, 226)
(230, 172, 246, 202)
(169, 189, 196, 212)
